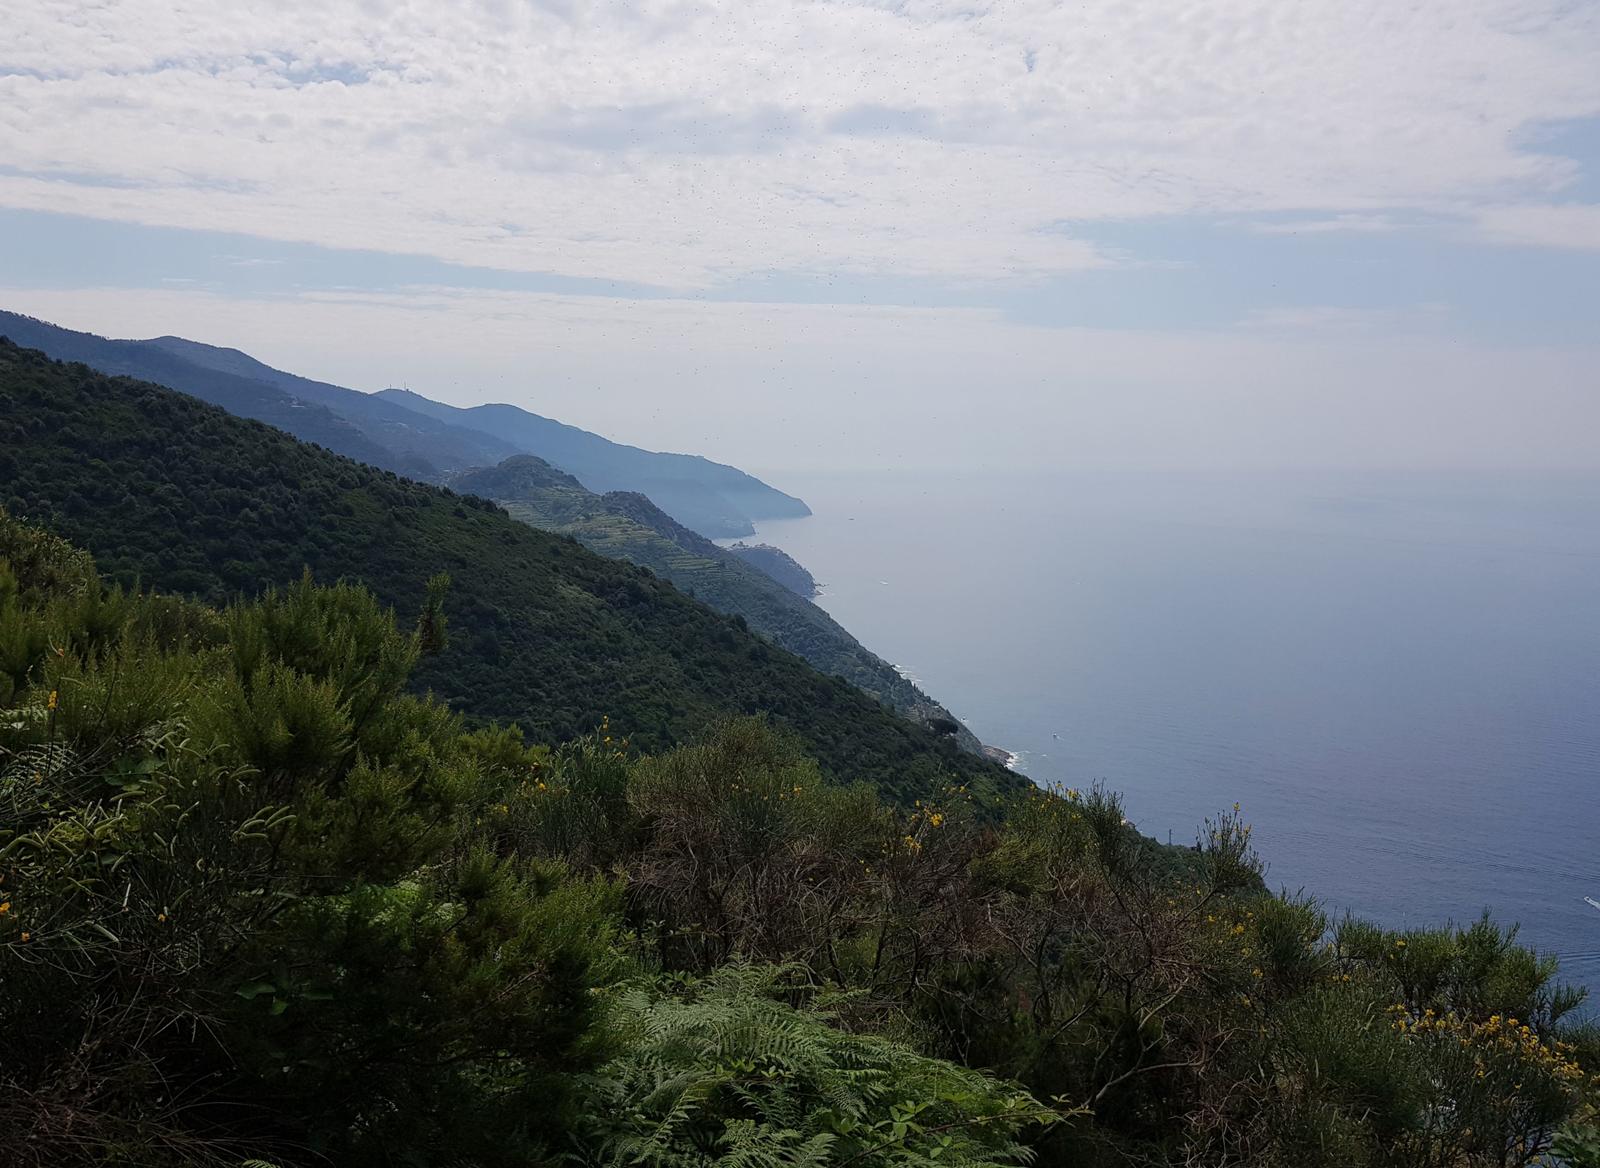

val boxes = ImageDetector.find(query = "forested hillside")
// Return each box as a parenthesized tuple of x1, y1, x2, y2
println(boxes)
(453, 455, 990, 754)
(0, 340, 1019, 805)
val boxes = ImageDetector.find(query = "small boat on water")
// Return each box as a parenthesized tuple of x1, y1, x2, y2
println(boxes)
(1585, 897, 1600, 913)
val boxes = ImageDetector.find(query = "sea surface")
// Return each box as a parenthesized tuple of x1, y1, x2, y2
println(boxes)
(741, 469, 1600, 1000)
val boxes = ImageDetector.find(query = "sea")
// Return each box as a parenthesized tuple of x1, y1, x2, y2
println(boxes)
(738, 469, 1600, 1001)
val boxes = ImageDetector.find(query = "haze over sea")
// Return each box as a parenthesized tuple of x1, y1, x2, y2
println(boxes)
(745, 469, 1600, 998)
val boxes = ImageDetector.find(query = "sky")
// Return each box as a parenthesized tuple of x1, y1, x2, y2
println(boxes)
(1, 0, 1598, 476)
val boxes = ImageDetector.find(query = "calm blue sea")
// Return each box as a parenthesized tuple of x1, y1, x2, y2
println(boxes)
(744, 470, 1600, 1000)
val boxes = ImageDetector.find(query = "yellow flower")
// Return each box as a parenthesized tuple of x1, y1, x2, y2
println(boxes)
(157, 913, 167, 923)
(47, 690, 58, 711)
(20, 932, 30, 943)
(0, 902, 9, 914)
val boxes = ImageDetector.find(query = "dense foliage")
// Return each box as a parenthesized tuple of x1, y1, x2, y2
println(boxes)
(0, 341, 1023, 807)
(0, 513, 1046, 1166)
(6, 338, 1598, 1167)
(454, 456, 987, 753)
(4, 511, 1595, 1167)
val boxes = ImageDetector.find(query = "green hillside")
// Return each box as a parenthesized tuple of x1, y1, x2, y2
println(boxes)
(452, 455, 995, 756)
(3, 509, 1590, 1168)
(0, 340, 1021, 806)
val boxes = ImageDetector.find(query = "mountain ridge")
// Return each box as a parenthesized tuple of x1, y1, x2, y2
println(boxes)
(0, 309, 808, 539)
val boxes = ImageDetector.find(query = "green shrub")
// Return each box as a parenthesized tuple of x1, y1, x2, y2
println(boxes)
(575, 964, 1057, 1168)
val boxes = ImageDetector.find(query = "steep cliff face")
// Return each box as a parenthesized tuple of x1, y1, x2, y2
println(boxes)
(727, 542, 819, 598)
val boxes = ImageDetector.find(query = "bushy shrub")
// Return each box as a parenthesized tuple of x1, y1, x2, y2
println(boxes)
(0, 511, 622, 1166)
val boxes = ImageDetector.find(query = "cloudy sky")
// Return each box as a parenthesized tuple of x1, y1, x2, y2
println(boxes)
(2, 0, 1597, 475)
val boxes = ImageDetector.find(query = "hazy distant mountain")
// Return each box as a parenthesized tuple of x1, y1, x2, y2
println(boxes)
(142, 334, 522, 473)
(0, 310, 422, 474)
(0, 309, 809, 538)
(381, 388, 811, 538)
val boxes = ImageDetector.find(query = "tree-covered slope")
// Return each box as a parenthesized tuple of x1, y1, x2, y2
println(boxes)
(0, 340, 1022, 805)
(453, 455, 992, 755)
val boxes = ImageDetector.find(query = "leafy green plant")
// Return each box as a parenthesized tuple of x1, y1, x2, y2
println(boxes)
(576, 965, 1060, 1168)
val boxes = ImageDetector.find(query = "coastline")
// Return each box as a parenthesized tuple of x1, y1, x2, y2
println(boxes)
(982, 744, 1023, 771)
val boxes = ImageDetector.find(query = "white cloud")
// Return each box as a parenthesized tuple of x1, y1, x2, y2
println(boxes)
(3, 0, 1600, 285)
(1250, 214, 1401, 235)
(1237, 303, 1452, 332)
(1472, 203, 1600, 250)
